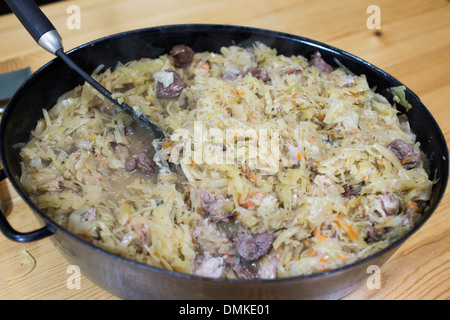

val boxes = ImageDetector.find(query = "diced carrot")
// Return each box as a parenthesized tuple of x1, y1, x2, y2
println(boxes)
(313, 156, 326, 166)
(241, 200, 257, 209)
(342, 223, 359, 240)
(313, 227, 319, 237)
(242, 171, 258, 182)
(83, 231, 92, 238)
(230, 89, 243, 96)
(402, 156, 413, 164)
(241, 192, 265, 209)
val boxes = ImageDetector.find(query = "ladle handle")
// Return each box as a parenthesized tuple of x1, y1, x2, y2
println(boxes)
(5, 0, 63, 54)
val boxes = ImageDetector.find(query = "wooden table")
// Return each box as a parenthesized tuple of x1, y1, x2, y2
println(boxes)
(0, 0, 449, 300)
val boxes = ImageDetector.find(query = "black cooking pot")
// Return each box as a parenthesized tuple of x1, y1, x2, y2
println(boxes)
(0, 24, 448, 300)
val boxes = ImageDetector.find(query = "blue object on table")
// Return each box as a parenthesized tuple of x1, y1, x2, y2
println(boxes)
(0, 67, 31, 100)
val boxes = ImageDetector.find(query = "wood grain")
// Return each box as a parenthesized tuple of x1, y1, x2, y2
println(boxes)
(0, 0, 449, 300)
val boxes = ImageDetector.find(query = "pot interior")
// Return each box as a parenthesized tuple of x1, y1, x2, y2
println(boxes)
(1, 24, 448, 281)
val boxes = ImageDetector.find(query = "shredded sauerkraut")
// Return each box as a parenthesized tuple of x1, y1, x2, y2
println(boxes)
(19, 42, 433, 279)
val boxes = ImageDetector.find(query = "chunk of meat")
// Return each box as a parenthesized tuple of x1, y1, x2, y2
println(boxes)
(65, 146, 79, 155)
(235, 231, 274, 261)
(155, 69, 187, 99)
(125, 157, 138, 172)
(405, 201, 423, 225)
(67, 208, 99, 238)
(309, 51, 334, 74)
(82, 208, 98, 222)
(387, 139, 421, 169)
(135, 153, 158, 175)
(194, 254, 224, 278)
(342, 185, 360, 197)
(246, 67, 270, 82)
(221, 73, 239, 81)
(192, 218, 233, 255)
(199, 189, 215, 205)
(365, 224, 380, 243)
(199, 190, 234, 222)
(258, 257, 278, 279)
(170, 45, 195, 68)
(227, 257, 259, 280)
(125, 153, 159, 175)
(378, 193, 401, 216)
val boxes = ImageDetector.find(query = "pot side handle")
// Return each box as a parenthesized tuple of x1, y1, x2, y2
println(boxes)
(0, 169, 54, 242)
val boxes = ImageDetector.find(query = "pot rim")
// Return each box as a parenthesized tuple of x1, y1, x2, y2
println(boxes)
(1, 23, 448, 285)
